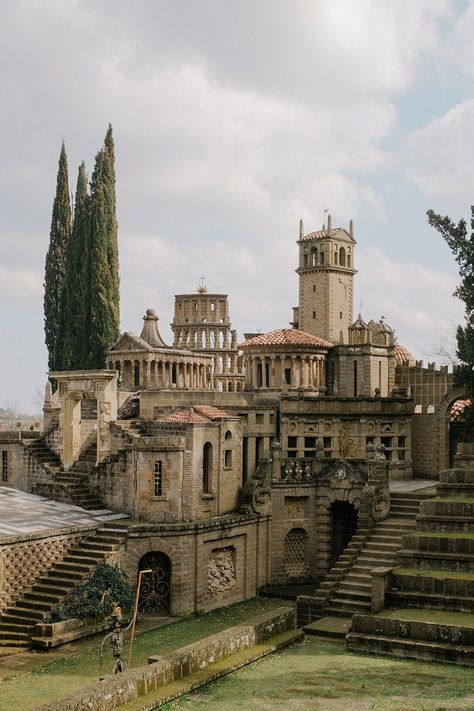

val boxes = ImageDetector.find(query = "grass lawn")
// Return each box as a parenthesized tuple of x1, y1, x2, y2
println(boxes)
(0, 597, 286, 711)
(163, 637, 474, 711)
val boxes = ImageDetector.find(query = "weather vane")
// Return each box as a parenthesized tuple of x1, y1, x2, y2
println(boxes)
(196, 275, 208, 294)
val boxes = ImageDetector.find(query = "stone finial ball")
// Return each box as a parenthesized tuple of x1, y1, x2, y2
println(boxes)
(145, 308, 157, 317)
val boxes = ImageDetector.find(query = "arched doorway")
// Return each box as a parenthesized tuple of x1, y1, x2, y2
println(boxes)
(138, 551, 171, 615)
(330, 501, 358, 567)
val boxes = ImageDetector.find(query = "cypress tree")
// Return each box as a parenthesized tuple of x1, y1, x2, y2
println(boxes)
(44, 142, 72, 371)
(59, 162, 89, 369)
(87, 125, 120, 367)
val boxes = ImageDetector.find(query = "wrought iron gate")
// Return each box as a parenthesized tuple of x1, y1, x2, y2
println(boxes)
(138, 552, 171, 615)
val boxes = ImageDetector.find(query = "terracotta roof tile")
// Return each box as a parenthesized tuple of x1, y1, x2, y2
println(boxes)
(240, 328, 333, 349)
(159, 405, 231, 424)
(160, 408, 209, 424)
(449, 399, 470, 422)
(394, 344, 416, 366)
(299, 228, 339, 242)
(193, 405, 231, 420)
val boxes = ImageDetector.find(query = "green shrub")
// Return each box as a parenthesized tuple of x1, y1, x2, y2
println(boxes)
(55, 563, 133, 621)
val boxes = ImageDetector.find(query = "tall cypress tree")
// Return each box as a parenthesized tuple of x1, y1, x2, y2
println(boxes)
(59, 162, 89, 369)
(87, 125, 120, 368)
(44, 142, 72, 371)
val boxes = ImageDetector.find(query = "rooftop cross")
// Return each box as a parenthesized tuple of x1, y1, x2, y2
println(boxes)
(196, 275, 208, 294)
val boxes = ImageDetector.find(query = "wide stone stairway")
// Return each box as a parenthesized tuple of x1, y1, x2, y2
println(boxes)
(323, 498, 421, 617)
(0, 521, 128, 648)
(347, 443, 474, 665)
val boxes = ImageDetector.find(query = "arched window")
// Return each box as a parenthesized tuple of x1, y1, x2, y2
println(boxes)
(339, 247, 346, 266)
(311, 248, 318, 266)
(225, 430, 232, 441)
(203, 442, 213, 493)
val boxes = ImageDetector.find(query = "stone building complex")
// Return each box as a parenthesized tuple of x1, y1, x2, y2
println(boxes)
(0, 215, 469, 653)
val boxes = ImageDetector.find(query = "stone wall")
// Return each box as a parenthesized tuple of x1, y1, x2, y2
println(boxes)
(119, 514, 270, 616)
(411, 413, 448, 479)
(0, 436, 25, 490)
(36, 606, 295, 711)
(0, 525, 96, 613)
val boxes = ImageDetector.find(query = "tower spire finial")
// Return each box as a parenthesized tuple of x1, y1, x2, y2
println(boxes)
(349, 219, 354, 238)
(299, 218, 304, 239)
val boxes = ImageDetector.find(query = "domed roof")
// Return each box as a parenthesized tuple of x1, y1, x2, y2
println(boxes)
(394, 344, 416, 366)
(240, 329, 333, 349)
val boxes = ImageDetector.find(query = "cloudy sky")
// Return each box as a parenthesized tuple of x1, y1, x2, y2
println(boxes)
(1, 0, 473, 412)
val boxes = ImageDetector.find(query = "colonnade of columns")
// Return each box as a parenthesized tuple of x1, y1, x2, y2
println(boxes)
(245, 353, 326, 390)
(109, 357, 214, 390)
(173, 326, 237, 351)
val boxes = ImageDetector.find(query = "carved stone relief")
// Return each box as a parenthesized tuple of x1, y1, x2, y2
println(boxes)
(208, 547, 236, 595)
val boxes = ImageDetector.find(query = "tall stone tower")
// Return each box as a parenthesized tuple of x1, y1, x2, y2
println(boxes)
(171, 282, 245, 392)
(292, 215, 357, 344)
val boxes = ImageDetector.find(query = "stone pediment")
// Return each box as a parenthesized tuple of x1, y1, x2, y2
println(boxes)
(108, 332, 153, 354)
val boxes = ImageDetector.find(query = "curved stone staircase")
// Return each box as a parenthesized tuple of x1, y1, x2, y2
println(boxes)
(0, 522, 128, 648)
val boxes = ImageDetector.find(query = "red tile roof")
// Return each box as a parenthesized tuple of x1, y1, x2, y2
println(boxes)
(193, 405, 231, 420)
(394, 344, 416, 366)
(449, 399, 470, 422)
(298, 228, 350, 242)
(240, 328, 333, 349)
(159, 405, 231, 424)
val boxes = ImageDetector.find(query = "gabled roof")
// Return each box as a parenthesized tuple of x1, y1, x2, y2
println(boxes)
(108, 332, 155, 353)
(240, 328, 333, 349)
(298, 227, 355, 243)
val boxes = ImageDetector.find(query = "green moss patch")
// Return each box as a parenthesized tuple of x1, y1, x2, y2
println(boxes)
(394, 567, 474, 580)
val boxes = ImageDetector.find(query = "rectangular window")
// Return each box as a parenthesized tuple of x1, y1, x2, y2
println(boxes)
(312, 310, 316, 319)
(154, 460, 163, 496)
(269, 413, 275, 425)
(255, 413, 264, 424)
(323, 437, 332, 458)
(237, 412, 248, 422)
(339, 311, 343, 319)
(284, 368, 292, 385)
(224, 450, 232, 468)
(312, 285, 316, 293)
(288, 436, 297, 449)
(381, 436, 393, 461)
(2, 451, 8, 482)
(398, 436, 406, 448)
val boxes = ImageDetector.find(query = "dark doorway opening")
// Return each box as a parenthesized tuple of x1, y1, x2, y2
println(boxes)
(330, 501, 358, 567)
(138, 551, 171, 615)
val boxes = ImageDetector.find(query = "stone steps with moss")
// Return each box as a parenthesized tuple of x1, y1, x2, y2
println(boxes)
(346, 609, 474, 666)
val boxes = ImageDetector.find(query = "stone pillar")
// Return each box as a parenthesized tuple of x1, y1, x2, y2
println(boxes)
(62, 392, 81, 468)
(145, 359, 151, 388)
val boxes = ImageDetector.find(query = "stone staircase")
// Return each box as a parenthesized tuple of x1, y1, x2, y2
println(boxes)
(298, 490, 431, 632)
(347, 444, 474, 665)
(321, 494, 425, 618)
(0, 521, 128, 648)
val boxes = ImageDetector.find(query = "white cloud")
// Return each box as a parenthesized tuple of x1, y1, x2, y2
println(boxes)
(397, 99, 474, 209)
(356, 247, 464, 358)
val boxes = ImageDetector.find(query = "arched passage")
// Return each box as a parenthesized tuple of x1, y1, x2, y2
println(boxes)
(330, 500, 358, 566)
(138, 551, 171, 615)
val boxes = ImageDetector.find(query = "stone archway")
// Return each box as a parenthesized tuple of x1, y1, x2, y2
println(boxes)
(438, 387, 469, 468)
(138, 551, 171, 615)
